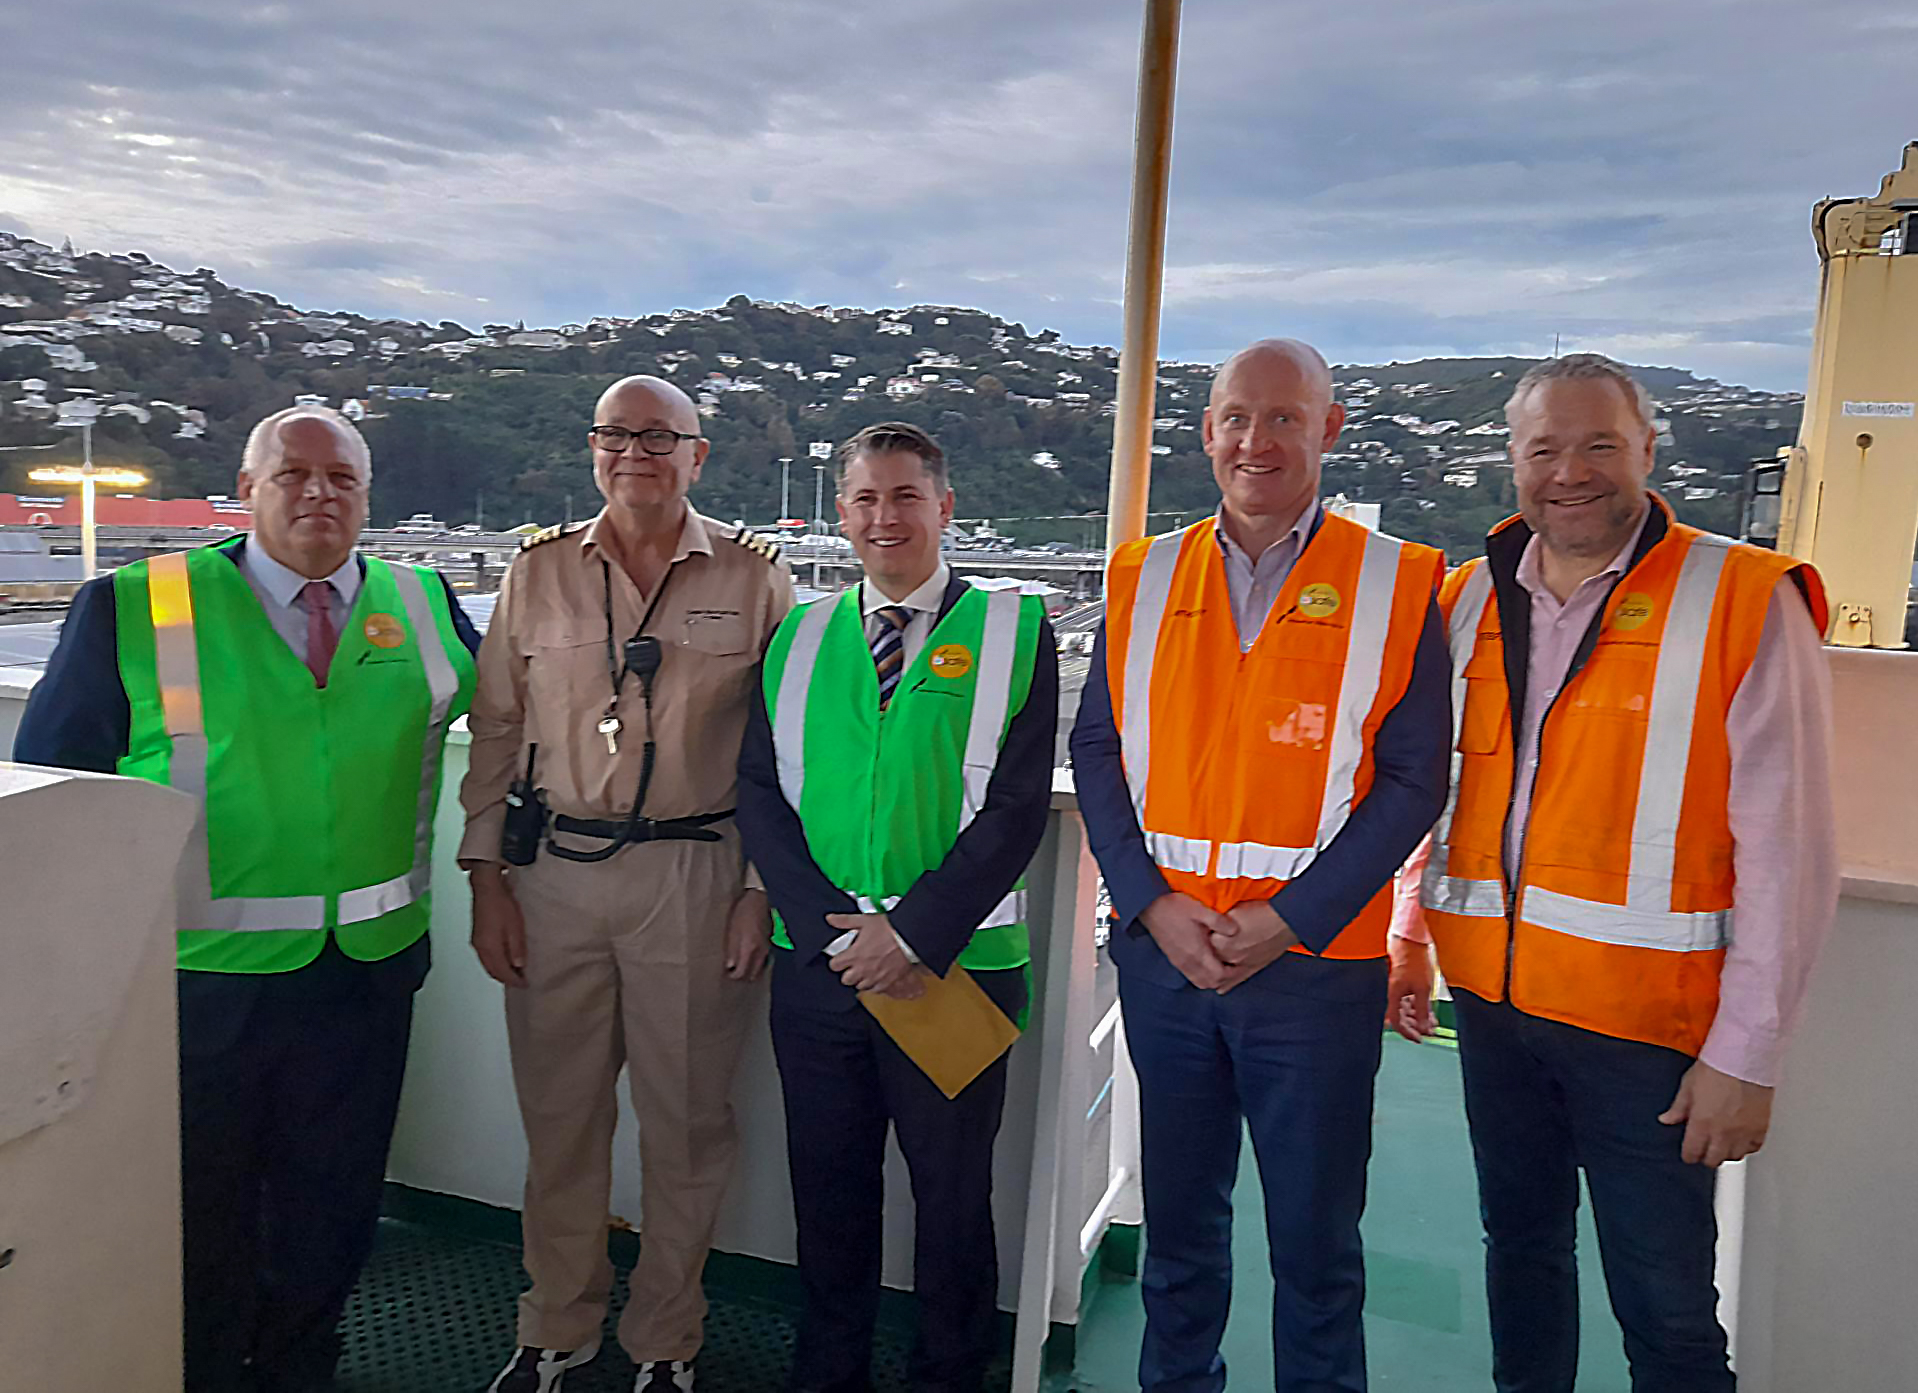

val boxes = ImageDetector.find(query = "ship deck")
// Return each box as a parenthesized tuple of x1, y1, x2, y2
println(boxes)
(337, 1032, 1631, 1391)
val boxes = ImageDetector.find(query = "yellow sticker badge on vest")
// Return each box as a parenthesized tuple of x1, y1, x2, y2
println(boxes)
(1612, 593, 1656, 632)
(363, 613, 408, 649)
(1297, 583, 1342, 619)
(929, 644, 973, 679)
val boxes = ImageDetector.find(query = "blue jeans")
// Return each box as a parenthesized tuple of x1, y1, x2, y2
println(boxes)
(1121, 953, 1387, 1393)
(1452, 991, 1733, 1393)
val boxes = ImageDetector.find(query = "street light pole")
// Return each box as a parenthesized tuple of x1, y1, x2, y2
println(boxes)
(780, 457, 792, 520)
(79, 420, 96, 580)
(812, 464, 827, 591)
(19, 415, 143, 579)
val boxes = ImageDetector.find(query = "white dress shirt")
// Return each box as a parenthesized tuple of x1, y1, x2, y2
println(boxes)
(860, 561, 952, 669)
(238, 542, 361, 666)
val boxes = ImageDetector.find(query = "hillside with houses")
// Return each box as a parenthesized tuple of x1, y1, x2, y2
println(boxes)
(0, 232, 1799, 552)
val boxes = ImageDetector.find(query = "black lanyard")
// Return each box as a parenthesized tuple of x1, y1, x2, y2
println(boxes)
(552, 559, 678, 864)
(601, 557, 676, 715)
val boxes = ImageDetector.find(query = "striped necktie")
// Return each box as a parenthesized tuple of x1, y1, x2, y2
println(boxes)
(871, 605, 912, 707)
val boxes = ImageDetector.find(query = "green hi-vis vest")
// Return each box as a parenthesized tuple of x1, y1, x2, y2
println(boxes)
(764, 581, 1045, 971)
(113, 541, 476, 973)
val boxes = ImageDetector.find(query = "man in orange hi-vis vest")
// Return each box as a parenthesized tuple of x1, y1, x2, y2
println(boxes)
(1391, 354, 1837, 1393)
(1070, 340, 1452, 1393)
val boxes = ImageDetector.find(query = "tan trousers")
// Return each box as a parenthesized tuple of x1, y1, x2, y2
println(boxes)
(504, 827, 759, 1362)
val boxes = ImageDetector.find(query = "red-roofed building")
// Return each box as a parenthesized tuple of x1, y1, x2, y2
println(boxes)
(0, 494, 250, 528)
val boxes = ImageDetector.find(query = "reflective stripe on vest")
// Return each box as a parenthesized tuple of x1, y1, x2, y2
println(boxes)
(1118, 530, 1183, 827)
(772, 597, 835, 817)
(1119, 524, 1407, 881)
(146, 553, 461, 933)
(355, 562, 463, 926)
(774, 585, 1026, 833)
(1620, 536, 1730, 934)
(1420, 538, 1736, 954)
(1526, 534, 1733, 952)
(1420, 561, 1504, 919)
(768, 582, 1037, 969)
(960, 586, 1023, 832)
(857, 886, 1027, 930)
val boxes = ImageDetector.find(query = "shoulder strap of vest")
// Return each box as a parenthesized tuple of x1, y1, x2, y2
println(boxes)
(1437, 556, 1487, 617)
(1662, 518, 1830, 634)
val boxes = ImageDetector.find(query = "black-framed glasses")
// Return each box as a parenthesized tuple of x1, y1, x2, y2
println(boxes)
(588, 425, 702, 455)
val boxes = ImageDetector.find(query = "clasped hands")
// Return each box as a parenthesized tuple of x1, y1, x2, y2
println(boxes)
(825, 911, 927, 999)
(1138, 892, 1298, 993)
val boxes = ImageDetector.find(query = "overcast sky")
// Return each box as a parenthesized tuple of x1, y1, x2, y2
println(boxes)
(1, 0, 1910, 390)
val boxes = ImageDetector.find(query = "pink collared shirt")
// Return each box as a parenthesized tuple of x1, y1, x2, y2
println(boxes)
(1393, 510, 1838, 1086)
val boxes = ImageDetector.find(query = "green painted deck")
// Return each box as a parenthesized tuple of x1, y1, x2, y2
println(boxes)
(340, 1035, 1632, 1390)
(1071, 1035, 1634, 1391)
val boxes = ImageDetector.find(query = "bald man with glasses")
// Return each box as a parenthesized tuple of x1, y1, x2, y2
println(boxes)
(462, 376, 794, 1393)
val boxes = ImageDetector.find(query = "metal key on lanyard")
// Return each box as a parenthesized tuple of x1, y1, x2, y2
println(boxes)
(598, 558, 672, 764)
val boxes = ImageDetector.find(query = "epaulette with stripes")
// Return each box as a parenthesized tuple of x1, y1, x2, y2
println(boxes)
(519, 521, 587, 552)
(728, 525, 781, 563)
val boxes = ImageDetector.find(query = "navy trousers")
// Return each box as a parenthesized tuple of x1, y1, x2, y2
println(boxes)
(770, 964, 1025, 1393)
(178, 940, 423, 1393)
(1452, 991, 1733, 1393)
(1119, 953, 1387, 1393)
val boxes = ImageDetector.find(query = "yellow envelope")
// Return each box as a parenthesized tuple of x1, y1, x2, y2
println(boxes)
(859, 965, 1022, 1100)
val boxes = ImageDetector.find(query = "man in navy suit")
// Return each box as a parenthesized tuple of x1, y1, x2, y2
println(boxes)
(15, 406, 481, 1392)
(1069, 342, 1450, 1392)
(737, 422, 1058, 1393)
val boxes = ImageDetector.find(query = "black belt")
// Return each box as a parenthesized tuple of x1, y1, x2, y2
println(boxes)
(551, 808, 734, 845)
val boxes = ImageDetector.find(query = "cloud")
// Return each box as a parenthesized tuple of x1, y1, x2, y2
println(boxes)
(265, 237, 432, 274)
(0, 0, 1905, 389)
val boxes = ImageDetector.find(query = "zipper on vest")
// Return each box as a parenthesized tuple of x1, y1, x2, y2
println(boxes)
(1500, 567, 1629, 997)
(1501, 672, 1579, 997)
(870, 683, 892, 895)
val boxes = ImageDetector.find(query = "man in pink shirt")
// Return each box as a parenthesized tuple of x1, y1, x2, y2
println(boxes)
(1389, 354, 1835, 1392)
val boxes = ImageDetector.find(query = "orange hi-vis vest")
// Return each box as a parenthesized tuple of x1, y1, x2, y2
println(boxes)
(1420, 502, 1828, 1055)
(1106, 511, 1442, 959)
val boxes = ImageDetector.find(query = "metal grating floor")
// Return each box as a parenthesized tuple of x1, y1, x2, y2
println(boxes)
(338, 1218, 1013, 1392)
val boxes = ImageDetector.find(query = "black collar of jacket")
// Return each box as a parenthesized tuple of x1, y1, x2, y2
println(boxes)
(936, 571, 970, 624)
(1482, 491, 1672, 722)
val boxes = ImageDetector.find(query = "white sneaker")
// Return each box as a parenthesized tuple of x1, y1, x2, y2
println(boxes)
(484, 1338, 601, 1393)
(633, 1358, 695, 1391)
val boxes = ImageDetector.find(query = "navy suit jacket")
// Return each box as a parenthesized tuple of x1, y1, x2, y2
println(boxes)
(1067, 540, 1451, 996)
(736, 574, 1060, 1011)
(13, 538, 483, 1011)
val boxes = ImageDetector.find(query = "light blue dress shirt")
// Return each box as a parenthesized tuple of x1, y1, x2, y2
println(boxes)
(238, 542, 361, 667)
(1213, 501, 1322, 651)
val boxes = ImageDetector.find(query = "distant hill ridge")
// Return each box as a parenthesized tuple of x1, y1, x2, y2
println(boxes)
(0, 232, 1799, 550)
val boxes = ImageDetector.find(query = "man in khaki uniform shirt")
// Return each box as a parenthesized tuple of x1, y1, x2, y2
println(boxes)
(461, 375, 794, 1393)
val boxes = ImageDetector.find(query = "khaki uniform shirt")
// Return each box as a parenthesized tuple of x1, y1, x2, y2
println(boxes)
(459, 505, 794, 864)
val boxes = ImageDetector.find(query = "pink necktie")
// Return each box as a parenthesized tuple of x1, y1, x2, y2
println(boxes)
(300, 580, 338, 688)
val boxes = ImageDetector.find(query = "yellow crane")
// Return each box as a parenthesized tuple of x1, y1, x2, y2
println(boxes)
(1767, 142, 1918, 647)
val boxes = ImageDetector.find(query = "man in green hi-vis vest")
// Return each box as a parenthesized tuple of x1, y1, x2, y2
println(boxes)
(737, 422, 1058, 1393)
(14, 405, 479, 1393)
